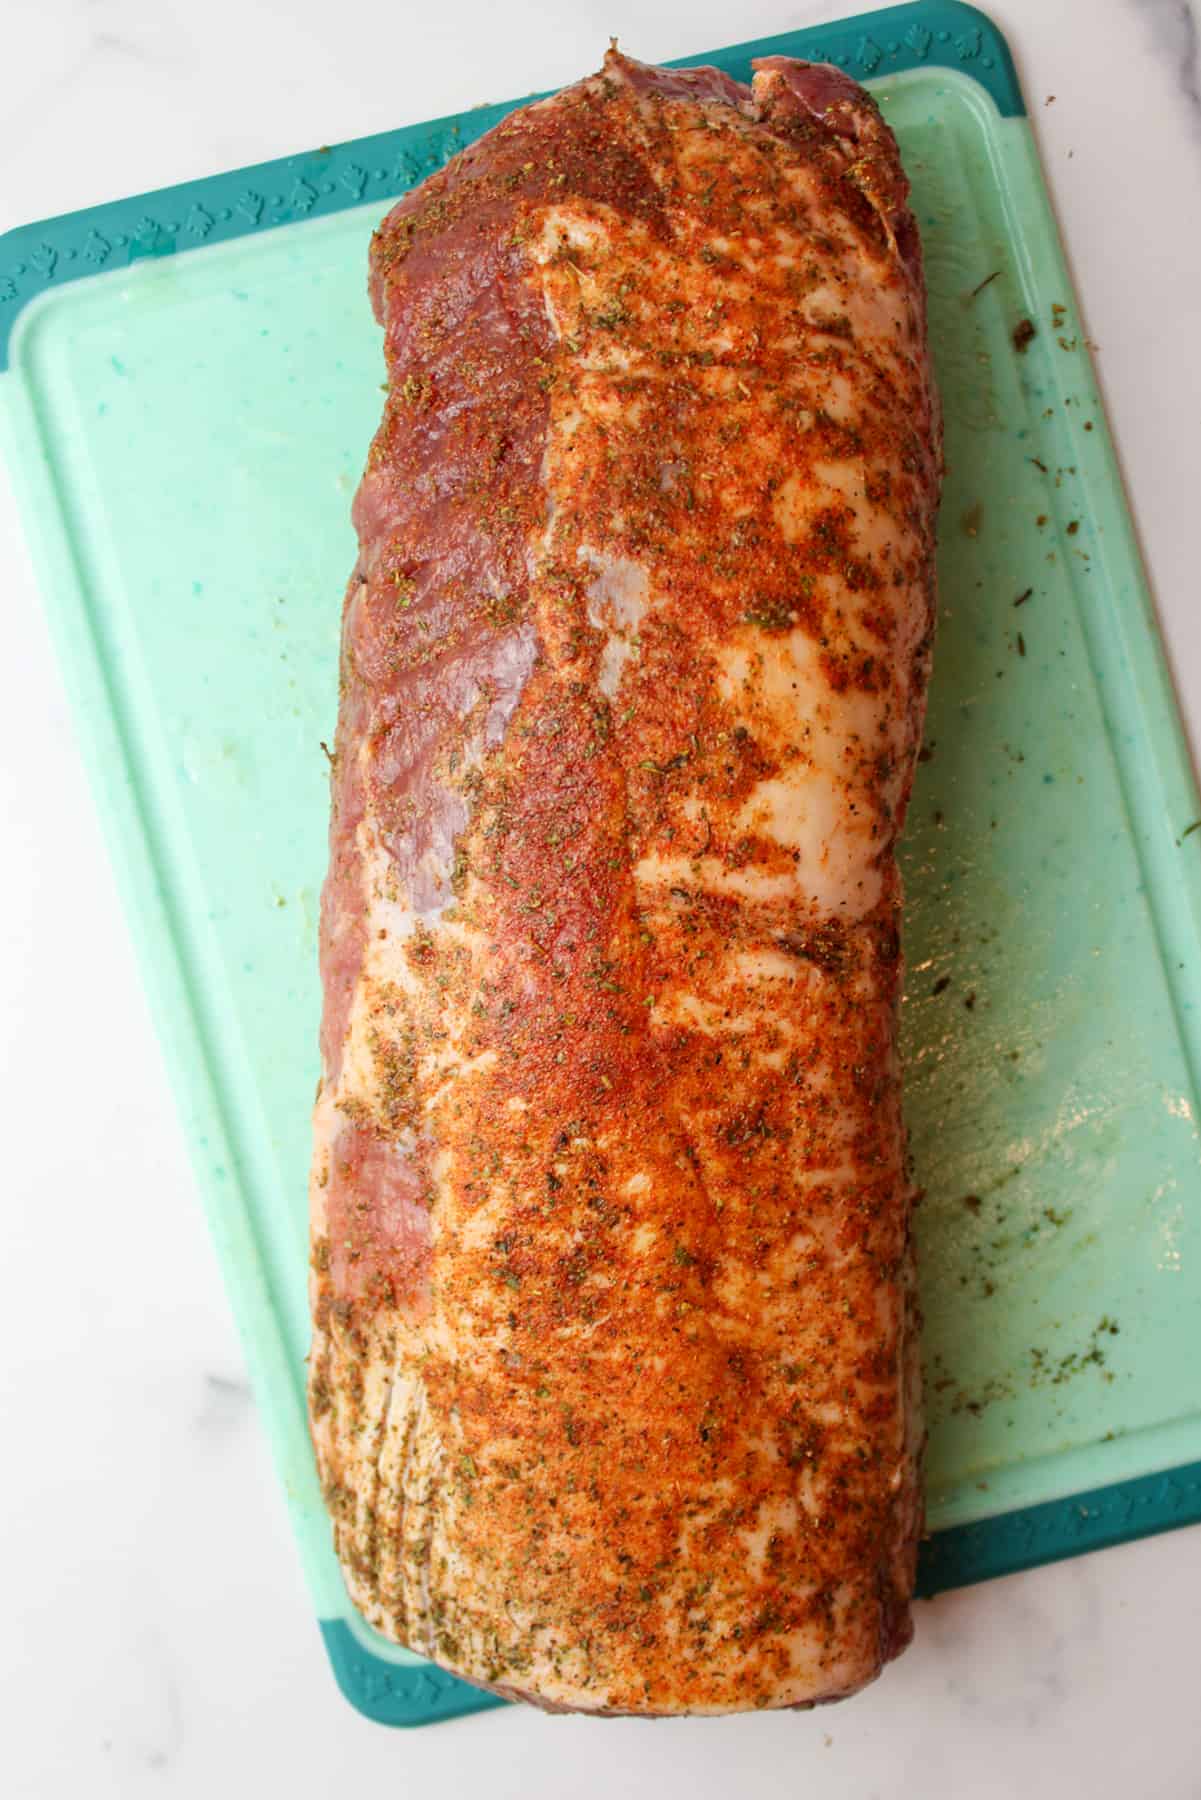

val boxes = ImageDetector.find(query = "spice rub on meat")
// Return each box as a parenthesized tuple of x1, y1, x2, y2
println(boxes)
(309, 48, 941, 1715)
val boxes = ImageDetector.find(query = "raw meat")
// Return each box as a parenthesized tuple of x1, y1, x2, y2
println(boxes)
(309, 47, 940, 1714)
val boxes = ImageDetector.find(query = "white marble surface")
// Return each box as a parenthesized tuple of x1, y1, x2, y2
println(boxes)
(3, 1, 1201, 1794)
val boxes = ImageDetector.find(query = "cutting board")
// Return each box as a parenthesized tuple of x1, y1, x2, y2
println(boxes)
(3, 0, 1200, 1726)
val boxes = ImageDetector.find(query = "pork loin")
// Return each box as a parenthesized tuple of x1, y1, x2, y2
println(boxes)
(309, 48, 941, 1715)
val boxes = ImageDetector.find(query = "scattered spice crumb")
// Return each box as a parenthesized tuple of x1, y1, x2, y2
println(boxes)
(970, 269, 1001, 298)
(1036, 514, 1048, 527)
(1066, 520, 1080, 535)
(1182, 820, 1201, 841)
(964, 991, 976, 1010)
(1012, 317, 1037, 353)
(962, 1195, 982, 1212)
(1014, 587, 1033, 607)
(1029, 456, 1048, 473)
(1017, 632, 1026, 657)
(931, 976, 950, 996)
(918, 743, 935, 764)
(1045, 94, 1056, 104)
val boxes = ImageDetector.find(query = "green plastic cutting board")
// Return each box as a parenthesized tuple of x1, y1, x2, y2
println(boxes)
(3, 1, 1200, 1728)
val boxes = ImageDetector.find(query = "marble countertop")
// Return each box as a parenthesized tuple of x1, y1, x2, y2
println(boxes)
(3, 1, 1201, 1794)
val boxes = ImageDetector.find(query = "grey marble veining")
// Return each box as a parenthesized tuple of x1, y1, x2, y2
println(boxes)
(1132, 0, 1201, 138)
(193, 1373, 253, 1439)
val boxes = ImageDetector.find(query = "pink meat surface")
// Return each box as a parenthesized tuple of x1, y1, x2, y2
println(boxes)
(309, 49, 941, 1715)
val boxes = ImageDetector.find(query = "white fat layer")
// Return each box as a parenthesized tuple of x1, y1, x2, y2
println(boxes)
(578, 545, 651, 699)
(716, 629, 896, 915)
(775, 461, 895, 561)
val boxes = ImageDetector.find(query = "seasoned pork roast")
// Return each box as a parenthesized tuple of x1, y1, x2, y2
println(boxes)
(309, 48, 940, 1714)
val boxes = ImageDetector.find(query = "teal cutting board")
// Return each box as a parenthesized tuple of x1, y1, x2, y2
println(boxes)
(4, 1, 1201, 1728)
